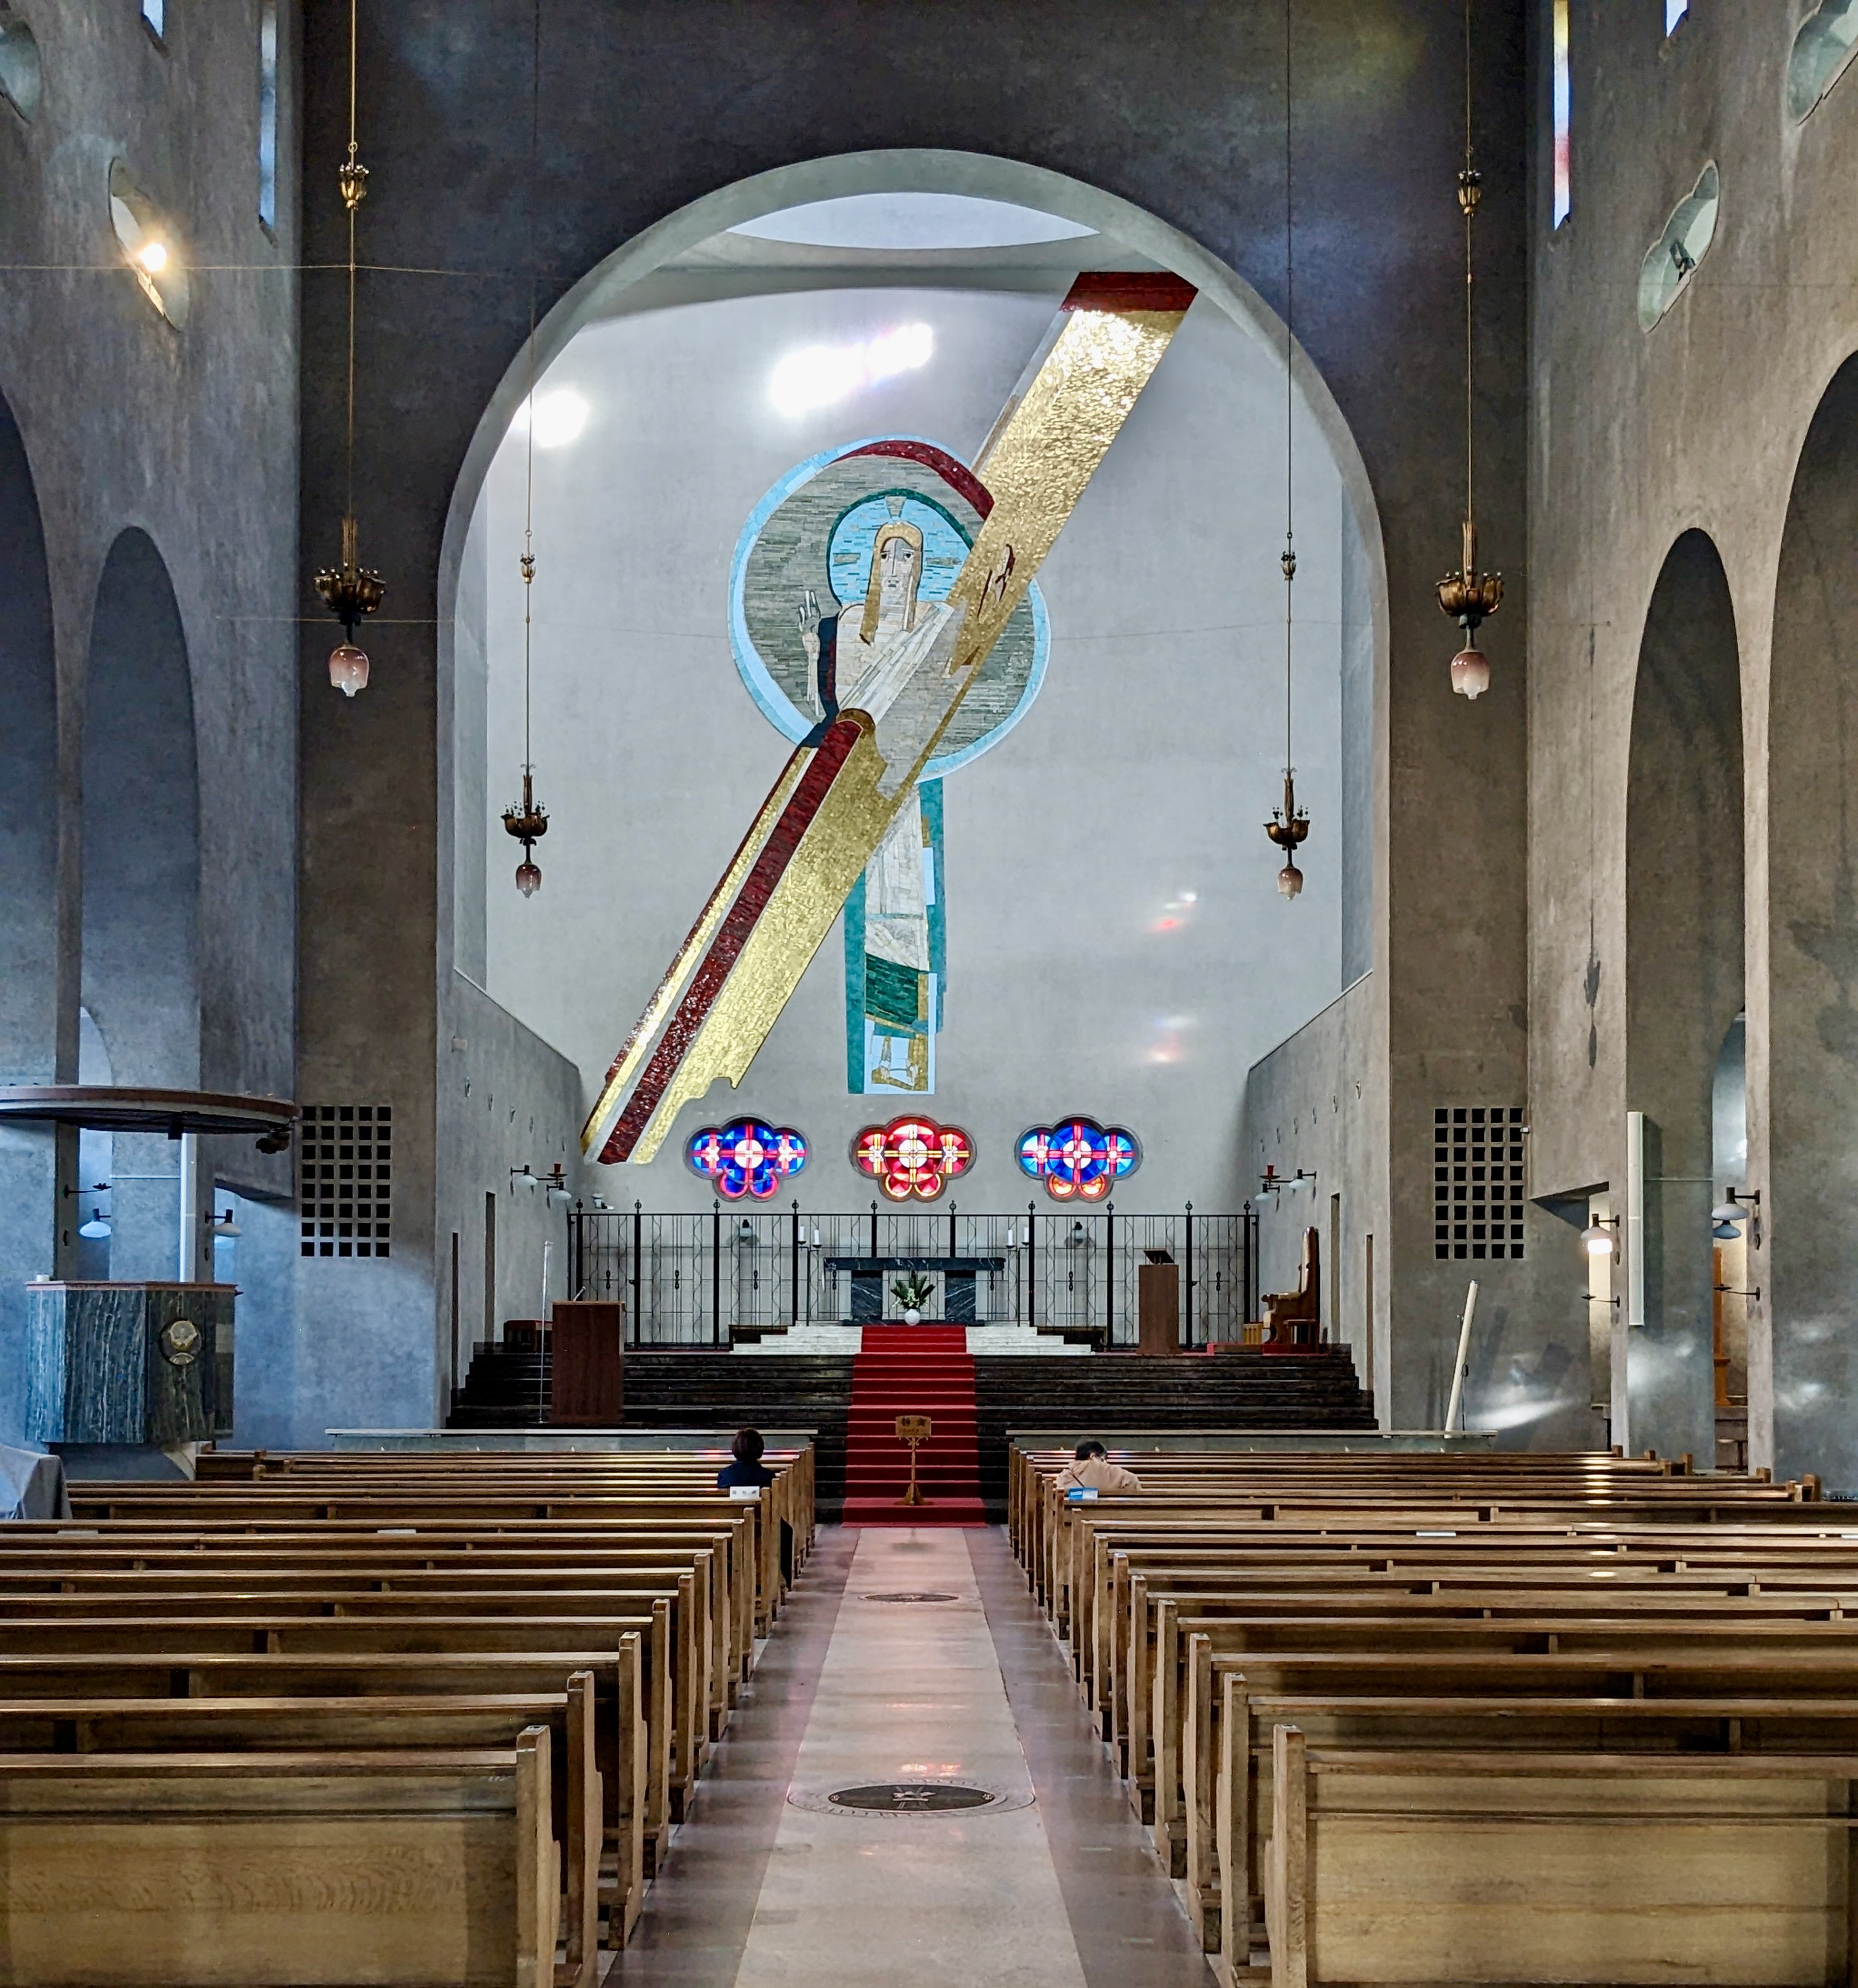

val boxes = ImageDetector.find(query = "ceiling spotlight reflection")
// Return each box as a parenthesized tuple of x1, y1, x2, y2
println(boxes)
(1150, 890, 1199, 935)
(513, 388, 590, 449)
(769, 323, 933, 417)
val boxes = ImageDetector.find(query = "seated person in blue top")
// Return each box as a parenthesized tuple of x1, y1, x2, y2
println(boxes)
(716, 1427, 778, 1490)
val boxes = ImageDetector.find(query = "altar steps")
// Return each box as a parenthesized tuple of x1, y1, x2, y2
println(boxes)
(841, 1326, 984, 1526)
(450, 1338, 1374, 1521)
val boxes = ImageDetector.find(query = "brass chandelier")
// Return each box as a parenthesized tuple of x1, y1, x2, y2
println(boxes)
(1437, 0, 1503, 699)
(500, 0, 550, 896)
(1264, 0, 1310, 899)
(313, 0, 385, 696)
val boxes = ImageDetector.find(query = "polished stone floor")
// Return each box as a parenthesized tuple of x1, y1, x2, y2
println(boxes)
(616, 1526, 1210, 1988)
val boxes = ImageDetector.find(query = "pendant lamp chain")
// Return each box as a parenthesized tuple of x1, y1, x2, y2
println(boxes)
(501, 0, 550, 896)
(1265, 0, 1311, 900)
(1437, 0, 1503, 699)
(313, 0, 386, 696)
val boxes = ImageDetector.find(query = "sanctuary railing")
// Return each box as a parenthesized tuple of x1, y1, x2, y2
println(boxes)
(565, 1203, 1259, 1350)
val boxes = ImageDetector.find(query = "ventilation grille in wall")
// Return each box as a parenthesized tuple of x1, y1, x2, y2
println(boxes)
(1434, 1106, 1524, 1260)
(299, 1104, 392, 1258)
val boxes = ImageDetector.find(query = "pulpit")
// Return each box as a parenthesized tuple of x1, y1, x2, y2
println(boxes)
(23, 1282, 233, 1445)
(549, 1300, 625, 1426)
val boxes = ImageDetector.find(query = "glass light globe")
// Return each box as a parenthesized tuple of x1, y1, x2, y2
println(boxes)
(329, 642, 370, 697)
(1451, 645, 1491, 700)
(1582, 1219, 1615, 1257)
(1277, 860, 1304, 900)
(515, 860, 543, 897)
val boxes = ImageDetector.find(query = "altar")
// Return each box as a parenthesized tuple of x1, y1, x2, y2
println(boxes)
(823, 1254, 1007, 1324)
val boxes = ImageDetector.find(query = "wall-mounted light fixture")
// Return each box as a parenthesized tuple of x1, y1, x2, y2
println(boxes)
(1581, 1212, 1620, 1259)
(1710, 1187, 1761, 1249)
(63, 1180, 112, 1240)
(511, 1161, 573, 1207)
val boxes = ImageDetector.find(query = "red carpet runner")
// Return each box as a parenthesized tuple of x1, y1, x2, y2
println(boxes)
(841, 1325, 984, 1526)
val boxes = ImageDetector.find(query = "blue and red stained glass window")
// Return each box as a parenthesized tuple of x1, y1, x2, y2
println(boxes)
(686, 1120, 809, 1201)
(1018, 1118, 1141, 1202)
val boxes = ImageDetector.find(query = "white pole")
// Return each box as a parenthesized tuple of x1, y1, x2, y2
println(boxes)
(177, 1132, 198, 1282)
(1444, 1279, 1480, 1433)
(541, 1236, 552, 1321)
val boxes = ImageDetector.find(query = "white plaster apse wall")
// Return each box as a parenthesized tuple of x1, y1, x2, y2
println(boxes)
(467, 264, 1352, 1214)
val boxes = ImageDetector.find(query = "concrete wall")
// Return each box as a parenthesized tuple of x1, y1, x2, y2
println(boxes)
(1527, 1, 1858, 1484)
(465, 268, 1355, 1215)
(300, 0, 1527, 1420)
(1245, 971, 1596, 1445)
(0, 0, 300, 1441)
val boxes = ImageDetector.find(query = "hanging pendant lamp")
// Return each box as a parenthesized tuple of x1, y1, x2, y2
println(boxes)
(1437, 0, 1503, 698)
(1264, 0, 1311, 898)
(500, 0, 551, 895)
(313, 0, 386, 694)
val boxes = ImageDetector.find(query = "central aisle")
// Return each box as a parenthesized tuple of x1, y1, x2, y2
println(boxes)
(618, 1527, 1210, 1988)
(734, 1529, 1082, 1986)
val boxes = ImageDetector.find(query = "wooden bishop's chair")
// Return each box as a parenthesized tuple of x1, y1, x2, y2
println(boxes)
(1260, 1226, 1322, 1350)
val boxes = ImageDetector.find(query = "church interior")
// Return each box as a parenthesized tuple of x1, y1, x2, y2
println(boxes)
(5, 2, 1858, 1982)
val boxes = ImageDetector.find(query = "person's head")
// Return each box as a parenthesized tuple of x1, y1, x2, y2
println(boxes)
(1075, 1440, 1107, 1462)
(732, 1428, 766, 1466)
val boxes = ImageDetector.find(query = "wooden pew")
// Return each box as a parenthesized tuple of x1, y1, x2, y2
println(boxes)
(1264, 1728, 1858, 1988)
(0, 1646, 650, 1946)
(5, 1443, 812, 1965)
(0, 1684, 602, 1984)
(1218, 1683, 1858, 1978)
(0, 1737, 562, 1987)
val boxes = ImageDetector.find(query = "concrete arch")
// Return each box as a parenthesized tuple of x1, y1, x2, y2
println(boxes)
(1767, 351, 1858, 1488)
(1623, 528, 1744, 1464)
(0, 388, 57, 1086)
(436, 152, 1389, 819)
(0, 386, 58, 1441)
(81, 525, 200, 1278)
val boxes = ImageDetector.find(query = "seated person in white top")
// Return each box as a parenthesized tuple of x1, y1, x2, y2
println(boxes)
(1056, 1440, 1142, 1495)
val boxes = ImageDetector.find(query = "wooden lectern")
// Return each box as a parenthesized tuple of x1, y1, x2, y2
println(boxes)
(1137, 1254, 1182, 1356)
(549, 1301, 624, 1426)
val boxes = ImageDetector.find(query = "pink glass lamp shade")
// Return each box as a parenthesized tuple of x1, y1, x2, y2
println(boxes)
(1450, 645, 1491, 701)
(329, 642, 370, 697)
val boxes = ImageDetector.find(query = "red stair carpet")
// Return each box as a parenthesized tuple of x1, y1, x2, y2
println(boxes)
(841, 1325, 984, 1526)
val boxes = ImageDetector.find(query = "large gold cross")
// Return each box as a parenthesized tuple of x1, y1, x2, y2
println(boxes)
(583, 273, 1197, 1166)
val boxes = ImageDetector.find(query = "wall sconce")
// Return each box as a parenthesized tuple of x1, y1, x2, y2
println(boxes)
(1581, 1213, 1620, 1260)
(511, 1161, 573, 1207)
(1711, 1187, 1760, 1247)
(735, 1218, 759, 1246)
(64, 1181, 112, 1241)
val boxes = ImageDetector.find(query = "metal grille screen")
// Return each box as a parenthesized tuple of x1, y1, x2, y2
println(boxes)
(299, 1103, 392, 1258)
(1434, 1106, 1524, 1260)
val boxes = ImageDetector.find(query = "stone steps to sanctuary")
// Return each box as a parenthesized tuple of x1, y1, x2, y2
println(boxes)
(452, 1340, 1374, 1521)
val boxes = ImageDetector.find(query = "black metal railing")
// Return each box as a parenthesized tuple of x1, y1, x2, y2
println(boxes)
(565, 1202, 1260, 1348)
